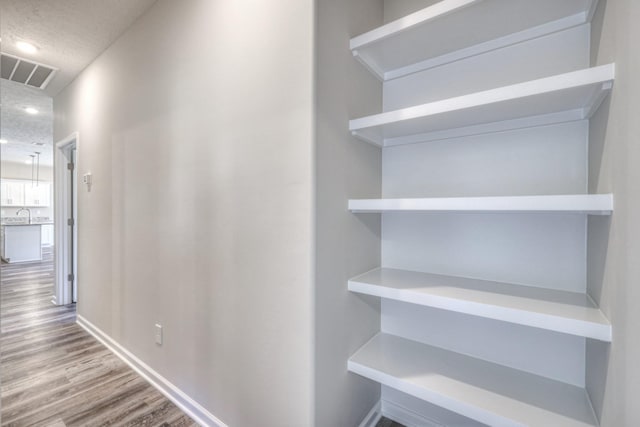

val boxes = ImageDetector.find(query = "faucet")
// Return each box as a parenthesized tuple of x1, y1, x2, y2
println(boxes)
(16, 208, 32, 224)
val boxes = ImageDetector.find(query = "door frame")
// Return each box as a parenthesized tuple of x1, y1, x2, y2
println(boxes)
(54, 132, 78, 306)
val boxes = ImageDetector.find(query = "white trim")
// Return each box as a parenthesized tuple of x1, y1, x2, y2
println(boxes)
(358, 401, 382, 427)
(381, 400, 445, 427)
(77, 315, 227, 427)
(54, 132, 78, 306)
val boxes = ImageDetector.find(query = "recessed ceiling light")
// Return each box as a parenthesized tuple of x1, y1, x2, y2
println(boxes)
(16, 41, 38, 54)
(24, 107, 38, 115)
(0, 139, 7, 144)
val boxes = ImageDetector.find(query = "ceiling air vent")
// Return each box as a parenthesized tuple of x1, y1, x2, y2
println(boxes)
(0, 52, 57, 90)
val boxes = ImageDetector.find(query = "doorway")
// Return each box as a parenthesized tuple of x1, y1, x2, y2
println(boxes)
(54, 132, 78, 305)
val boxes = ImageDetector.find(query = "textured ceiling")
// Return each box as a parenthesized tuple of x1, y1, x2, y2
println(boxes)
(0, 0, 158, 167)
(1, 79, 53, 165)
(0, 0, 158, 96)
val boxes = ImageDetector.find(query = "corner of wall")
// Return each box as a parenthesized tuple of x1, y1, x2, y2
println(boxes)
(314, 0, 384, 425)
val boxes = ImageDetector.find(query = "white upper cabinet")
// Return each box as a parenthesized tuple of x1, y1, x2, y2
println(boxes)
(1, 180, 26, 206)
(350, 0, 599, 81)
(24, 182, 51, 207)
(1, 180, 52, 207)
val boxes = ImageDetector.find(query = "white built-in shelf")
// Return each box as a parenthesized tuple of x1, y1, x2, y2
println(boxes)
(350, 64, 615, 147)
(349, 268, 611, 341)
(349, 333, 599, 427)
(348, 194, 613, 215)
(350, 0, 599, 81)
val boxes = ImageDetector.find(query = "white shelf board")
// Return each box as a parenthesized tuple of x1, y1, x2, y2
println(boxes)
(350, 64, 614, 147)
(349, 268, 611, 341)
(349, 333, 599, 427)
(348, 194, 613, 215)
(350, 0, 599, 81)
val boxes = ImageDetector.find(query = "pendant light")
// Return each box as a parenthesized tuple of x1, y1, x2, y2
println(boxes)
(29, 154, 36, 187)
(35, 152, 40, 186)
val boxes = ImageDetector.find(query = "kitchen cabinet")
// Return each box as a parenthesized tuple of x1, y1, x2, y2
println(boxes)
(24, 182, 51, 207)
(1, 180, 26, 206)
(1, 180, 51, 207)
(0, 224, 42, 263)
(41, 224, 54, 246)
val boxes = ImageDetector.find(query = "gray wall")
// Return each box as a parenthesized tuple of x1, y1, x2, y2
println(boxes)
(314, 0, 383, 425)
(587, 0, 640, 425)
(53, 1, 315, 425)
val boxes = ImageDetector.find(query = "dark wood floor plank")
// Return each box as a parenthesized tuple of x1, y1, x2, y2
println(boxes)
(1, 248, 196, 426)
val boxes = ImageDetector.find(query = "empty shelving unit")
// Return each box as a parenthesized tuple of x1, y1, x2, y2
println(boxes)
(347, 1, 613, 426)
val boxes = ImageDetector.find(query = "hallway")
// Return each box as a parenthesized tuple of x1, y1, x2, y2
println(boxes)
(0, 249, 195, 426)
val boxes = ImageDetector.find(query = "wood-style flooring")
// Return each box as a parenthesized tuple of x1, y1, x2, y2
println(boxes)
(1, 248, 196, 426)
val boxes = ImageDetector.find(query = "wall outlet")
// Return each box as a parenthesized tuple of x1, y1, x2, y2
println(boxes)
(155, 323, 163, 345)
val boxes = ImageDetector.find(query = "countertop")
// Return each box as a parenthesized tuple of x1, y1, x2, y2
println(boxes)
(1, 222, 54, 226)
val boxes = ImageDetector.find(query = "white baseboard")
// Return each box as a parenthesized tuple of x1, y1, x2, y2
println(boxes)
(382, 399, 445, 427)
(76, 314, 226, 427)
(359, 401, 382, 427)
